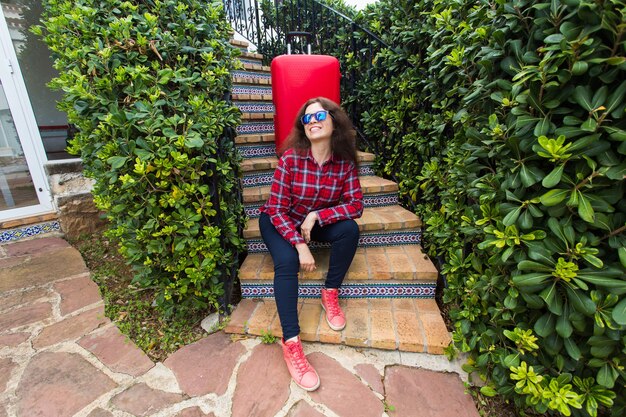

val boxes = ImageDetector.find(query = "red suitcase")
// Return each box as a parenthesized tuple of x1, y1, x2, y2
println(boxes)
(271, 32, 340, 154)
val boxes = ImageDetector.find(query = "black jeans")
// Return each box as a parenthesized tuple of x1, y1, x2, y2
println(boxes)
(259, 212, 359, 340)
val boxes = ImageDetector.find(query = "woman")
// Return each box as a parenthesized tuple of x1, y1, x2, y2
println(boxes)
(259, 97, 363, 391)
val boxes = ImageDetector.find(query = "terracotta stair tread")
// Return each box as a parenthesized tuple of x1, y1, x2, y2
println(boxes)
(224, 298, 451, 354)
(231, 76, 271, 85)
(239, 51, 264, 61)
(235, 134, 276, 144)
(243, 205, 421, 239)
(230, 39, 249, 48)
(240, 112, 274, 121)
(231, 92, 273, 101)
(243, 175, 398, 203)
(241, 62, 270, 71)
(239, 244, 437, 282)
(241, 151, 375, 172)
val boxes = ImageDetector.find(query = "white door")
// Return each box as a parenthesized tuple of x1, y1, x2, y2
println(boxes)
(0, 1, 53, 221)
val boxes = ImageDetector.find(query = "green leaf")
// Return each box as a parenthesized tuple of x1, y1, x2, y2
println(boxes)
(541, 282, 563, 315)
(480, 386, 497, 397)
(540, 188, 569, 206)
(578, 193, 595, 223)
(612, 297, 626, 325)
(572, 61, 588, 75)
(503, 206, 522, 226)
(503, 353, 520, 368)
(581, 118, 597, 132)
(565, 285, 596, 316)
(577, 273, 626, 292)
(605, 80, 626, 114)
(542, 164, 564, 188)
(573, 85, 593, 111)
(107, 156, 128, 169)
(513, 272, 551, 287)
(556, 313, 573, 338)
(592, 86, 608, 110)
(520, 164, 542, 187)
(535, 312, 556, 337)
(597, 364, 617, 388)
(545, 33, 565, 43)
(564, 337, 582, 360)
(534, 117, 551, 137)
(605, 162, 626, 180)
(619, 247, 626, 268)
(184, 136, 205, 148)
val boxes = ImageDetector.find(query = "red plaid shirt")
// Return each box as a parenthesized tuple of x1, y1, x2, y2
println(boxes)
(260, 148, 363, 246)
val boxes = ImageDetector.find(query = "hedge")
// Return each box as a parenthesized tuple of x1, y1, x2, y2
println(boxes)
(38, 0, 245, 317)
(350, 0, 625, 415)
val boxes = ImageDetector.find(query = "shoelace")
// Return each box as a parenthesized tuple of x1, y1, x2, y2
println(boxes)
(325, 290, 342, 317)
(287, 342, 311, 377)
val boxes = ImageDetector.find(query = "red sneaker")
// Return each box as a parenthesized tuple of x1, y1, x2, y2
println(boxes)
(321, 288, 346, 331)
(281, 337, 320, 391)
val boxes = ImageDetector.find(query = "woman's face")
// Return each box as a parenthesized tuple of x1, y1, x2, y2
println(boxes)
(303, 102, 334, 143)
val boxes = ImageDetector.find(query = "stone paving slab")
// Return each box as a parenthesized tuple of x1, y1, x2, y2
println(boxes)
(0, 236, 478, 417)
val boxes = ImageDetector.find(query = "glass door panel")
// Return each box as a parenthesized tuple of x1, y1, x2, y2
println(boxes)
(1, 0, 70, 160)
(0, 2, 52, 220)
(0, 78, 37, 210)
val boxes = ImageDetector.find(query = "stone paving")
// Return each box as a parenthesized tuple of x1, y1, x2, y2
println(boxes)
(0, 236, 480, 417)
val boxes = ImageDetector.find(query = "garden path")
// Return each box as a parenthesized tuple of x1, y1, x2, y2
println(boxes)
(0, 235, 479, 417)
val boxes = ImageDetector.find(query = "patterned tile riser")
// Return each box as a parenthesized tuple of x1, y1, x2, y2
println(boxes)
(234, 102, 275, 113)
(232, 70, 271, 80)
(236, 122, 275, 135)
(241, 283, 436, 298)
(242, 164, 376, 188)
(237, 144, 276, 159)
(0, 221, 61, 243)
(245, 231, 422, 253)
(244, 193, 399, 218)
(232, 85, 273, 96)
(239, 58, 263, 66)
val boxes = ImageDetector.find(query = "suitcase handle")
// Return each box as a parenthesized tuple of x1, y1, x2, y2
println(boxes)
(286, 31, 312, 55)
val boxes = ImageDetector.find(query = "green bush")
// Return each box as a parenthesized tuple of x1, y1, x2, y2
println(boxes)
(350, 0, 625, 415)
(38, 0, 245, 316)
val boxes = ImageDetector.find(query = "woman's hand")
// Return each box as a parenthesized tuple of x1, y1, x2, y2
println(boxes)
(300, 211, 319, 243)
(295, 243, 316, 272)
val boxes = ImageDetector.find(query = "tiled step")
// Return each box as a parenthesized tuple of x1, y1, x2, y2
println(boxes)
(235, 134, 275, 145)
(0, 213, 62, 243)
(230, 39, 249, 50)
(232, 70, 271, 84)
(237, 143, 276, 159)
(243, 205, 421, 239)
(240, 50, 264, 62)
(239, 244, 437, 293)
(236, 121, 275, 137)
(231, 84, 272, 101)
(235, 101, 274, 121)
(224, 297, 451, 354)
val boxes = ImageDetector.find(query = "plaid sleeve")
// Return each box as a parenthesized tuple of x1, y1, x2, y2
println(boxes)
(264, 154, 306, 246)
(317, 162, 363, 226)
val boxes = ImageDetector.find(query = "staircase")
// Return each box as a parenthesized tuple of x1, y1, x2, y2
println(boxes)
(224, 40, 451, 354)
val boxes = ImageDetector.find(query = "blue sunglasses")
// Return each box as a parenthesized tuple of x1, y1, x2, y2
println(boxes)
(301, 110, 331, 125)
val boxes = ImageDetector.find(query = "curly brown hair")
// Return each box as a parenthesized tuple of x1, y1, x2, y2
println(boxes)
(279, 97, 358, 166)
